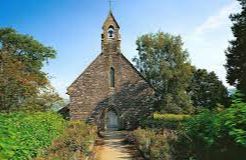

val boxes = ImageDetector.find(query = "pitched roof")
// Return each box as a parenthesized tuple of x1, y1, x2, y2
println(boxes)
(67, 53, 103, 93)
(67, 52, 157, 95)
(103, 10, 120, 29)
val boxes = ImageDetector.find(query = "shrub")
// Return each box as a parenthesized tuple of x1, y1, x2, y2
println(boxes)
(177, 98, 246, 160)
(153, 113, 191, 121)
(219, 99, 246, 147)
(133, 128, 177, 160)
(36, 120, 96, 160)
(140, 113, 191, 129)
(0, 112, 66, 160)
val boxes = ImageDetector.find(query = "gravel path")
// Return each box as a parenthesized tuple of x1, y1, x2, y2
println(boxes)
(94, 131, 143, 160)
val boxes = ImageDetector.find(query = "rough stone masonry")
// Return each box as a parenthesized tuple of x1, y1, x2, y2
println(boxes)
(67, 10, 156, 130)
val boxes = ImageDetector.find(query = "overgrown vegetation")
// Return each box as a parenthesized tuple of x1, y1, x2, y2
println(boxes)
(176, 93, 246, 160)
(0, 112, 96, 160)
(36, 121, 96, 160)
(133, 128, 177, 160)
(0, 112, 66, 160)
(134, 114, 185, 159)
(133, 93, 246, 160)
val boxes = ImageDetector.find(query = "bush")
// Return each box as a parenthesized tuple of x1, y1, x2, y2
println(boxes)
(135, 96, 246, 160)
(153, 113, 191, 121)
(0, 112, 66, 160)
(177, 98, 246, 160)
(36, 120, 96, 160)
(219, 99, 246, 147)
(140, 113, 191, 129)
(133, 128, 177, 160)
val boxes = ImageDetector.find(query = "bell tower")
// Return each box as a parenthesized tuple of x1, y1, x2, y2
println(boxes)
(101, 10, 121, 54)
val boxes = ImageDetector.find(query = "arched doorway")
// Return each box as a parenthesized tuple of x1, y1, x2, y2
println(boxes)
(105, 110, 119, 130)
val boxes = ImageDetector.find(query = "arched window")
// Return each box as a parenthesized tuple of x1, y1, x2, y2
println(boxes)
(108, 26, 114, 38)
(110, 67, 115, 87)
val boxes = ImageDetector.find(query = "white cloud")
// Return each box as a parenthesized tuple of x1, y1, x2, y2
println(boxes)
(184, 1, 240, 88)
(195, 1, 239, 35)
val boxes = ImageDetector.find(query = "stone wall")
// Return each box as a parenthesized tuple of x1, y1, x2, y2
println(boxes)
(67, 52, 156, 130)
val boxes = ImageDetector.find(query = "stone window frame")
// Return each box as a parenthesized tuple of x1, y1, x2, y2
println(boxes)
(110, 67, 115, 87)
(107, 25, 115, 39)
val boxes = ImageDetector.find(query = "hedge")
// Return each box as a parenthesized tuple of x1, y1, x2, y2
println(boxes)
(0, 112, 66, 160)
(140, 113, 191, 129)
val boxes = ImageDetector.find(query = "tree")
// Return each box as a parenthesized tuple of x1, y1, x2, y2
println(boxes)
(189, 69, 229, 110)
(0, 28, 56, 111)
(225, 0, 246, 99)
(20, 84, 66, 112)
(133, 32, 193, 114)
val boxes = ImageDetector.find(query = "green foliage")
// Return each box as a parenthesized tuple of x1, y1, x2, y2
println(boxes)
(178, 96, 246, 159)
(154, 113, 191, 121)
(20, 84, 66, 112)
(133, 128, 177, 160)
(140, 113, 190, 129)
(0, 112, 66, 160)
(136, 93, 246, 160)
(181, 110, 219, 147)
(36, 121, 96, 160)
(189, 69, 229, 110)
(133, 32, 193, 114)
(0, 28, 56, 111)
(225, 0, 246, 99)
(220, 100, 246, 146)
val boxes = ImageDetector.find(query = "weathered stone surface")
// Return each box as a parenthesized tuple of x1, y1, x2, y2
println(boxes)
(67, 11, 156, 130)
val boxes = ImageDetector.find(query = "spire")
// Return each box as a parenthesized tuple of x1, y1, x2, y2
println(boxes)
(102, 10, 120, 29)
(101, 10, 121, 54)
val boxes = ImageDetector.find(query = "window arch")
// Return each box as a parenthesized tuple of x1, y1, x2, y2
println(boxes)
(110, 67, 115, 87)
(108, 26, 115, 39)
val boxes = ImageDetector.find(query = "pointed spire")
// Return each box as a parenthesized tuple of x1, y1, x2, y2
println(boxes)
(102, 10, 120, 29)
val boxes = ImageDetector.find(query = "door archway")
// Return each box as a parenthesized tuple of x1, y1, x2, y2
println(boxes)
(105, 110, 119, 130)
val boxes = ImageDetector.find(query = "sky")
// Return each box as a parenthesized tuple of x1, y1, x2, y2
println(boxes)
(0, 0, 241, 98)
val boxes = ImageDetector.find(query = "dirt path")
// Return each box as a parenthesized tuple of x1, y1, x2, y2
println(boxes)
(94, 131, 144, 160)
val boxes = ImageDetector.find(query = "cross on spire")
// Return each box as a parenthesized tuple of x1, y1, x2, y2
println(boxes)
(109, 0, 115, 10)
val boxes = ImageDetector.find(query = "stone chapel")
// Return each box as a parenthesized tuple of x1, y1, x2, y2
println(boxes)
(67, 10, 155, 130)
